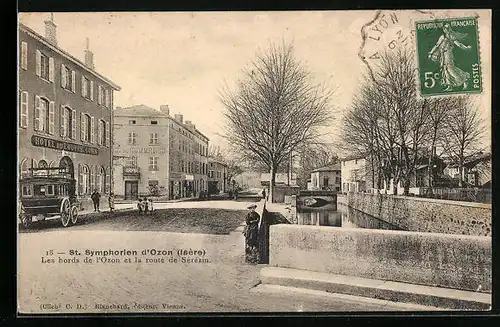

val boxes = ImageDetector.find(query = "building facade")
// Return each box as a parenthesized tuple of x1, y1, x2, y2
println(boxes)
(340, 157, 367, 193)
(307, 164, 341, 192)
(113, 105, 170, 199)
(18, 18, 120, 208)
(113, 105, 209, 199)
(207, 160, 228, 194)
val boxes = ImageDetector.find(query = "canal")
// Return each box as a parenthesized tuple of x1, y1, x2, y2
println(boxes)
(293, 203, 403, 231)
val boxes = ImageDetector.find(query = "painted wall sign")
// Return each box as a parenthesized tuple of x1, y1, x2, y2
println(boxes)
(130, 147, 167, 155)
(31, 135, 99, 156)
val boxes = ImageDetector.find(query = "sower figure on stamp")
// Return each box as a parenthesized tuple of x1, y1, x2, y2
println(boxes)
(243, 204, 260, 264)
(91, 189, 101, 212)
(428, 23, 472, 91)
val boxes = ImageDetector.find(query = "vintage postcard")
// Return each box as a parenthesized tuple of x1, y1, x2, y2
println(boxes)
(17, 10, 491, 314)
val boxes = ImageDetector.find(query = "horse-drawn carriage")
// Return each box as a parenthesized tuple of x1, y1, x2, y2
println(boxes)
(18, 166, 79, 228)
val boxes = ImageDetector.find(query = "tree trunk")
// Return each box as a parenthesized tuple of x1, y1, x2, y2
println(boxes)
(403, 177, 410, 196)
(269, 165, 277, 203)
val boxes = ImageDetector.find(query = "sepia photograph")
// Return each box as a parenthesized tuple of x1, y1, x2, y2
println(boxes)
(17, 9, 491, 314)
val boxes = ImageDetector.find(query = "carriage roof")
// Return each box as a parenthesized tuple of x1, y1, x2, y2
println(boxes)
(19, 167, 75, 184)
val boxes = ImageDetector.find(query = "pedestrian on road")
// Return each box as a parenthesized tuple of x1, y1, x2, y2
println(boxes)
(108, 192, 115, 213)
(262, 188, 266, 200)
(91, 189, 101, 212)
(244, 204, 260, 264)
(137, 198, 144, 215)
(148, 198, 154, 214)
(144, 197, 149, 214)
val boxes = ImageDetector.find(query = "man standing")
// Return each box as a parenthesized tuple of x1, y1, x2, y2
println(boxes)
(91, 189, 101, 212)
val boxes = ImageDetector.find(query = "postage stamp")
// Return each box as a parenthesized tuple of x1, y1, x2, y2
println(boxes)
(415, 17, 482, 96)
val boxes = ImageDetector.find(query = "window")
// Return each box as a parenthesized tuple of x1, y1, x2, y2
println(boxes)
(96, 166, 105, 194)
(149, 157, 159, 171)
(80, 114, 93, 142)
(38, 160, 48, 168)
(129, 120, 136, 124)
(21, 41, 28, 70)
(151, 121, 158, 125)
(34, 96, 54, 134)
(46, 185, 55, 196)
(36, 50, 53, 81)
(98, 119, 106, 146)
(21, 185, 32, 196)
(149, 132, 158, 145)
(60, 106, 76, 139)
(34, 185, 47, 196)
(128, 156, 137, 167)
(19, 91, 29, 128)
(324, 176, 329, 188)
(81, 76, 93, 100)
(61, 64, 75, 92)
(128, 132, 137, 145)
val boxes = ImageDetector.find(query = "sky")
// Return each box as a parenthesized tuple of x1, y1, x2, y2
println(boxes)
(19, 10, 491, 153)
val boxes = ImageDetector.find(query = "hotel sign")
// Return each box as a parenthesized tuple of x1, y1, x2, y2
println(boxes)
(31, 135, 99, 156)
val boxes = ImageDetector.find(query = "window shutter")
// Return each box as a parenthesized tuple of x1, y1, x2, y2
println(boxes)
(48, 57, 55, 82)
(97, 85, 102, 105)
(90, 166, 95, 191)
(60, 105, 67, 137)
(105, 167, 111, 194)
(81, 76, 86, 96)
(34, 95, 40, 131)
(71, 109, 76, 139)
(80, 113, 85, 141)
(35, 50, 41, 77)
(48, 101, 55, 134)
(105, 89, 110, 108)
(61, 64, 66, 88)
(105, 121, 110, 147)
(90, 81, 94, 101)
(20, 91, 29, 128)
(98, 121, 103, 145)
(71, 71, 76, 92)
(78, 164, 83, 195)
(21, 42, 28, 70)
(90, 116, 95, 143)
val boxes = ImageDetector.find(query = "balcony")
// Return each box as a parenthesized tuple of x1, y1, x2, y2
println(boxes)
(123, 166, 140, 178)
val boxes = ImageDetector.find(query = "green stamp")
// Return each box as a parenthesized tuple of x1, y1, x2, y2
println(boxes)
(415, 17, 482, 96)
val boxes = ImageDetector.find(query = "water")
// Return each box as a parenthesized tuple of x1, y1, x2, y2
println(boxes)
(294, 203, 402, 231)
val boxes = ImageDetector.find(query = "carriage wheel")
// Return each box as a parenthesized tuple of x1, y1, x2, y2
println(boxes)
(20, 214, 32, 229)
(70, 205, 78, 225)
(60, 198, 71, 227)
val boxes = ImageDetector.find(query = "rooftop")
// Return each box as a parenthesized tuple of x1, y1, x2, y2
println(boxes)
(114, 104, 167, 117)
(311, 163, 341, 172)
(19, 22, 121, 91)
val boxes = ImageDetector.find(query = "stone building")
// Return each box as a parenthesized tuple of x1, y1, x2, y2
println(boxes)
(207, 159, 228, 194)
(113, 104, 209, 199)
(307, 164, 341, 191)
(18, 16, 120, 209)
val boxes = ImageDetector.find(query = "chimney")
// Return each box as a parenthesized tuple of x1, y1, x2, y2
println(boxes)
(84, 37, 95, 70)
(116, 106, 122, 110)
(174, 114, 183, 123)
(185, 120, 192, 126)
(44, 13, 57, 46)
(160, 105, 170, 115)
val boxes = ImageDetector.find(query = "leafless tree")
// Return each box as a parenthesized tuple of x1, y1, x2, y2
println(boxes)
(219, 41, 334, 201)
(296, 143, 339, 188)
(443, 96, 486, 187)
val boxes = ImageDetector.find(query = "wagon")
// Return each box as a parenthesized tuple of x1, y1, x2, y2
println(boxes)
(18, 166, 79, 228)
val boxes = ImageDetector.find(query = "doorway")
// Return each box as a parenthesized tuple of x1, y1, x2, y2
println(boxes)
(125, 181, 138, 200)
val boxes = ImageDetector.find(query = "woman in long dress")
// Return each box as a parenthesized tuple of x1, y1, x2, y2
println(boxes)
(244, 204, 260, 264)
(428, 23, 472, 91)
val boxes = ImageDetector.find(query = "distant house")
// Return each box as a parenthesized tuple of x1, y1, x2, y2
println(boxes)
(307, 164, 341, 191)
(340, 156, 368, 193)
(260, 173, 297, 187)
(444, 152, 491, 188)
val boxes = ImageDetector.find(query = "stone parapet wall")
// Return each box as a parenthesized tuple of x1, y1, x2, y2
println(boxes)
(269, 224, 491, 292)
(342, 193, 491, 236)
